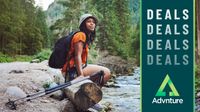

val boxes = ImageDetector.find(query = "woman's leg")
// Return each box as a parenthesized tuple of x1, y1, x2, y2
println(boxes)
(83, 64, 111, 84)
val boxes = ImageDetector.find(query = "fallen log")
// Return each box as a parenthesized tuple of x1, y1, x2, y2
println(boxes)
(63, 79, 102, 112)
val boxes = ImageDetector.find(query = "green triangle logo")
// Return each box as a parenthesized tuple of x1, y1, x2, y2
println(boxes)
(155, 74, 179, 97)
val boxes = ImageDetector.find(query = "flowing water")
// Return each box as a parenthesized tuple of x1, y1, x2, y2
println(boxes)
(100, 68, 140, 112)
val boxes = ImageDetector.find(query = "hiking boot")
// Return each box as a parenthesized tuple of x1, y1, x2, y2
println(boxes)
(90, 103, 103, 111)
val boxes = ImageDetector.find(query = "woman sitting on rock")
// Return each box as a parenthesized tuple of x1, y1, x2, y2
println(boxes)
(62, 13, 111, 86)
(61, 13, 111, 111)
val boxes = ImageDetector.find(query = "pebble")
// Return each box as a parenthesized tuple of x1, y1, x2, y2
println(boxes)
(40, 99, 50, 103)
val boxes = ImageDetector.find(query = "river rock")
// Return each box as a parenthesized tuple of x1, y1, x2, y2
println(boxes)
(5, 86, 27, 98)
(30, 59, 40, 63)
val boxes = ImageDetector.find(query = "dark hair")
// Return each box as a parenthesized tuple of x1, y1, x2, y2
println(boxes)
(79, 18, 96, 45)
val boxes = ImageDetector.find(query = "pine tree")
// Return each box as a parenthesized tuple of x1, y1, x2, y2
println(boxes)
(0, 0, 51, 55)
(52, 0, 85, 34)
(91, 0, 133, 59)
(35, 8, 51, 48)
(0, 0, 26, 55)
(91, 0, 114, 50)
(49, 0, 134, 59)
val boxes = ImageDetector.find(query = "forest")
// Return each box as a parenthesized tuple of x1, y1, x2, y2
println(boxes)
(0, 0, 140, 64)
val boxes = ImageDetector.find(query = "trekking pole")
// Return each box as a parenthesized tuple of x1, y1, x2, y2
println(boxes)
(5, 70, 104, 110)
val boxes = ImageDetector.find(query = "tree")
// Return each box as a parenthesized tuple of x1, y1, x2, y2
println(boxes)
(51, 0, 85, 34)
(50, 0, 134, 59)
(35, 8, 51, 48)
(91, 0, 133, 59)
(0, 0, 51, 55)
(0, 0, 26, 55)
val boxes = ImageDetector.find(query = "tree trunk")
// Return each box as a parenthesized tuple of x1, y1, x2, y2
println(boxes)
(63, 79, 102, 112)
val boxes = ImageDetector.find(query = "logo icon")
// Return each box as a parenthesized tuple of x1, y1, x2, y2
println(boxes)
(155, 74, 179, 97)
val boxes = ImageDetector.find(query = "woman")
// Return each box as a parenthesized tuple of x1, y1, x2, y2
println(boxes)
(62, 13, 111, 86)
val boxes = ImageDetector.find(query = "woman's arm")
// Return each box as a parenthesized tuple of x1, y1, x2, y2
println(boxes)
(74, 41, 84, 76)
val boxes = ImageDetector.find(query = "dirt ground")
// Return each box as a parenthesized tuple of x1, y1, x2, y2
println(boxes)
(0, 61, 68, 112)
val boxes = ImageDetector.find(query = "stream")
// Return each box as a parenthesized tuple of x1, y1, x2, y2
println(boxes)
(100, 67, 140, 112)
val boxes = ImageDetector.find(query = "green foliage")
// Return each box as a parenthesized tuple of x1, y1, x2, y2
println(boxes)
(88, 44, 100, 64)
(0, 0, 140, 61)
(132, 24, 140, 65)
(49, 0, 138, 60)
(34, 49, 52, 62)
(14, 55, 34, 62)
(0, 52, 13, 62)
(0, 49, 51, 63)
(35, 8, 51, 48)
(91, 0, 134, 59)
(0, 52, 33, 62)
(42, 80, 54, 89)
(0, 0, 52, 56)
(52, 0, 84, 36)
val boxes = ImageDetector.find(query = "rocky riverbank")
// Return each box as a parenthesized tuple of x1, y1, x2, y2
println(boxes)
(0, 61, 140, 112)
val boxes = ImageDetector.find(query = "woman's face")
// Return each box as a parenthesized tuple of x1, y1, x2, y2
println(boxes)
(85, 18, 96, 32)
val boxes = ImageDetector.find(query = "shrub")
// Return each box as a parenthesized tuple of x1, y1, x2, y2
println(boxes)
(34, 49, 52, 62)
